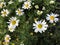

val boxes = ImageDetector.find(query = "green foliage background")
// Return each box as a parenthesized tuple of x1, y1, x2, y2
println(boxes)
(0, 0, 60, 45)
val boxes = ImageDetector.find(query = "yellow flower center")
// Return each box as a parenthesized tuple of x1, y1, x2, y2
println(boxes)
(50, 16, 54, 20)
(18, 10, 22, 14)
(11, 20, 16, 25)
(25, 4, 29, 7)
(3, 11, 7, 15)
(6, 37, 9, 40)
(37, 24, 42, 29)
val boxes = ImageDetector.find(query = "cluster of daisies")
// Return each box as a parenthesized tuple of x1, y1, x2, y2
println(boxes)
(0, 0, 59, 45)
(33, 13, 59, 33)
(33, 0, 59, 33)
(1, 0, 31, 32)
(0, 0, 31, 45)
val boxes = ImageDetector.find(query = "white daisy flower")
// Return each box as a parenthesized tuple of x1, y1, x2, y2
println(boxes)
(8, 17, 19, 27)
(8, 25, 16, 32)
(46, 13, 59, 23)
(22, 1, 31, 9)
(8, 0, 14, 4)
(0, 2, 6, 8)
(1, 9, 9, 17)
(16, 8, 24, 16)
(33, 20, 48, 33)
(4, 34, 11, 42)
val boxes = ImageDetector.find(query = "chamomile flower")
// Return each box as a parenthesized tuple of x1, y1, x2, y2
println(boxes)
(4, 34, 11, 42)
(46, 13, 59, 23)
(1, 9, 9, 17)
(0, 2, 6, 8)
(22, 1, 31, 9)
(8, 25, 16, 32)
(16, 8, 24, 16)
(8, 17, 19, 27)
(33, 20, 48, 33)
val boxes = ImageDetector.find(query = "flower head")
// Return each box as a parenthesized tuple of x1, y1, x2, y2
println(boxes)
(8, 17, 19, 27)
(8, 25, 16, 32)
(1, 9, 9, 17)
(0, 2, 6, 8)
(46, 13, 59, 23)
(33, 20, 48, 33)
(4, 34, 11, 42)
(22, 1, 31, 9)
(16, 8, 24, 16)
